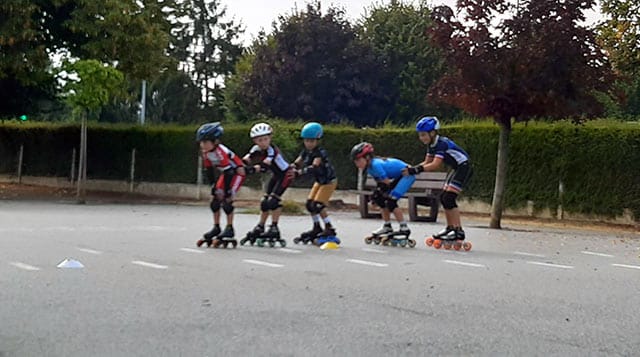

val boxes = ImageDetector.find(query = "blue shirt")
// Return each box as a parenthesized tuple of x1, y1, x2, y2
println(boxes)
(427, 136, 469, 169)
(368, 157, 408, 181)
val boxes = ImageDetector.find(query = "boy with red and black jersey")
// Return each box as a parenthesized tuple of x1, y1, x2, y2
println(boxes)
(195, 122, 246, 247)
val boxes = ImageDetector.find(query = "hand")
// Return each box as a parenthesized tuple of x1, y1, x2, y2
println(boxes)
(405, 165, 424, 175)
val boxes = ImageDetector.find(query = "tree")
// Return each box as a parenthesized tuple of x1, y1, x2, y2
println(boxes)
(66, 0, 173, 81)
(0, 0, 56, 117)
(145, 70, 204, 124)
(597, 0, 640, 118)
(229, 2, 392, 125)
(58, 59, 124, 201)
(429, 0, 611, 228)
(171, 0, 244, 116)
(359, 0, 455, 122)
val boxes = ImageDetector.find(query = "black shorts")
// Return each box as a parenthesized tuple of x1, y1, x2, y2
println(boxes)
(445, 162, 472, 192)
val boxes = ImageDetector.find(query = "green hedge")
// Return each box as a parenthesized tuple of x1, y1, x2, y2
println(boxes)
(1, 121, 638, 221)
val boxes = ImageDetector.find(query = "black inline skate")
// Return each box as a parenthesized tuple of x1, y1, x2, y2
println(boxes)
(364, 223, 416, 248)
(196, 224, 221, 248)
(293, 223, 322, 245)
(255, 224, 286, 248)
(240, 224, 264, 246)
(211, 225, 237, 248)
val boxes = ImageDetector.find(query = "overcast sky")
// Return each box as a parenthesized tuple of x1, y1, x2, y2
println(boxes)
(225, 0, 458, 43)
(224, 0, 603, 44)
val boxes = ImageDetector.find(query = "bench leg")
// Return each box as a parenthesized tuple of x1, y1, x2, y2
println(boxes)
(359, 194, 381, 219)
(408, 196, 439, 222)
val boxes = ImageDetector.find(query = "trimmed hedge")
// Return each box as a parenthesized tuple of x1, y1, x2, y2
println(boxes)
(1, 121, 638, 221)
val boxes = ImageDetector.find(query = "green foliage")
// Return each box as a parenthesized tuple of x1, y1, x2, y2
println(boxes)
(58, 60, 125, 115)
(359, 1, 456, 121)
(1, 120, 639, 222)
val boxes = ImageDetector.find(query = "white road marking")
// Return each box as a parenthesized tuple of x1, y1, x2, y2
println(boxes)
(131, 260, 168, 269)
(9, 262, 40, 271)
(180, 248, 205, 254)
(443, 259, 485, 268)
(527, 261, 574, 269)
(612, 263, 640, 270)
(77, 248, 102, 255)
(361, 248, 387, 254)
(514, 251, 546, 258)
(581, 251, 614, 258)
(242, 259, 284, 268)
(346, 259, 388, 267)
(279, 248, 302, 254)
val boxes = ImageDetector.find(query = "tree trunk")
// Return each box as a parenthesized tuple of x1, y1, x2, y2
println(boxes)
(76, 112, 87, 204)
(490, 123, 511, 229)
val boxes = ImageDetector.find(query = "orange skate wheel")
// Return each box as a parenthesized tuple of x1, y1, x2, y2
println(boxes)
(453, 242, 462, 251)
(425, 237, 435, 247)
(462, 242, 472, 251)
(433, 239, 442, 249)
(444, 241, 452, 250)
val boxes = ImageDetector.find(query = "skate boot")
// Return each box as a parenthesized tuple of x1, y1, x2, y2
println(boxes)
(197, 224, 221, 247)
(314, 225, 340, 246)
(240, 224, 264, 246)
(257, 224, 286, 248)
(364, 223, 392, 245)
(293, 223, 322, 245)
(212, 225, 237, 248)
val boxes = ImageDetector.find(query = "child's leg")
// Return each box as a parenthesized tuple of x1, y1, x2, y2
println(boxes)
(306, 183, 322, 225)
(389, 175, 415, 230)
(314, 181, 337, 229)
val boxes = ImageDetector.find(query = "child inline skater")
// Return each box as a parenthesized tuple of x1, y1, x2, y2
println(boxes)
(351, 142, 417, 248)
(240, 122, 291, 247)
(291, 122, 339, 245)
(195, 122, 246, 248)
(403, 116, 473, 250)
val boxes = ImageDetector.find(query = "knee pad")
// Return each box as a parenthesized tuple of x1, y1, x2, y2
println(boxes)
(385, 198, 398, 211)
(372, 191, 387, 208)
(222, 200, 234, 214)
(440, 191, 458, 209)
(305, 199, 315, 214)
(210, 199, 221, 213)
(312, 201, 326, 213)
(260, 196, 270, 212)
(267, 196, 282, 210)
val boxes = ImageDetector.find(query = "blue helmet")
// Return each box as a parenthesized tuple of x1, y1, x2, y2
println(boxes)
(416, 116, 440, 132)
(196, 122, 223, 141)
(301, 122, 323, 139)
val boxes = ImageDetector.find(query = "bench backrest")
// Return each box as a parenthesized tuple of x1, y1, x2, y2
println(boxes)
(363, 172, 447, 191)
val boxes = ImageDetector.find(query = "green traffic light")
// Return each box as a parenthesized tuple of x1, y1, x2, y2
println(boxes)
(19, 114, 28, 121)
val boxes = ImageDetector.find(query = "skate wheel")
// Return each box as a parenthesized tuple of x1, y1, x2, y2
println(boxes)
(364, 237, 373, 245)
(279, 240, 286, 248)
(231, 240, 238, 248)
(293, 237, 301, 244)
(256, 239, 264, 247)
(463, 242, 472, 251)
(408, 239, 416, 248)
(239, 238, 247, 246)
(196, 239, 205, 248)
(444, 242, 452, 250)
(453, 242, 462, 251)
(400, 240, 407, 248)
(268, 240, 276, 248)
(212, 240, 221, 248)
(425, 237, 434, 247)
(433, 239, 442, 249)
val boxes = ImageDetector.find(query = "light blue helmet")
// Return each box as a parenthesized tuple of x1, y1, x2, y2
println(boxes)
(301, 122, 323, 139)
(416, 116, 440, 132)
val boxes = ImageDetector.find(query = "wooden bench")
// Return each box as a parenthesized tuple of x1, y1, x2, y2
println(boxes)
(354, 172, 448, 222)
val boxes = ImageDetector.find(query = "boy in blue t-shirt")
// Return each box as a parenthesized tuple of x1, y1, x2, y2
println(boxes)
(351, 142, 416, 235)
(404, 116, 472, 242)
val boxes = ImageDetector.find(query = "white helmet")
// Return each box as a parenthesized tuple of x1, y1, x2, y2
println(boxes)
(250, 122, 273, 138)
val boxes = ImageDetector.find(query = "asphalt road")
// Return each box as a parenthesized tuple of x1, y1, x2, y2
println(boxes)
(1, 201, 639, 356)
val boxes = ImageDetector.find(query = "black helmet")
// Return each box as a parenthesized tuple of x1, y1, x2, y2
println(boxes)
(196, 122, 223, 141)
(350, 142, 374, 160)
